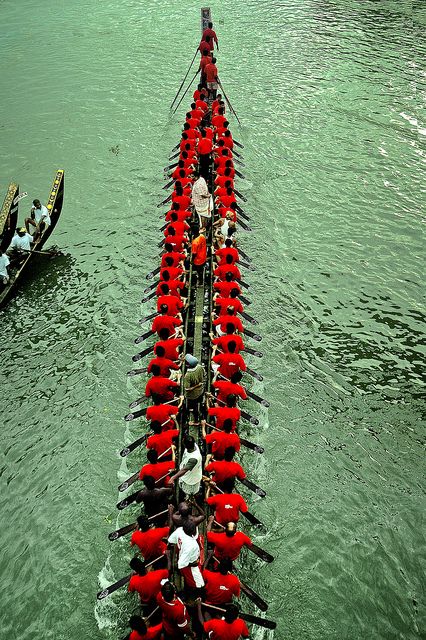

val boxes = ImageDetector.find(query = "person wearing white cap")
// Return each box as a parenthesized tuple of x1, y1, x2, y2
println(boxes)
(183, 354, 205, 425)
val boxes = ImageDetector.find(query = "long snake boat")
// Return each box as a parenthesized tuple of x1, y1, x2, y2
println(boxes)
(98, 9, 275, 638)
(0, 169, 65, 309)
(0, 182, 20, 252)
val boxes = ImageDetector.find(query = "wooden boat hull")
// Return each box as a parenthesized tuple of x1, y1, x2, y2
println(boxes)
(0, 169, 64, 309)
(0, 183, 19, 252)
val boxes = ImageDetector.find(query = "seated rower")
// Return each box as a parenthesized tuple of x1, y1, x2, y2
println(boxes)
(139, 452, 176, 486)
(214, 178, 234, 198)
(213, 273, 241, 298)
(197, 601, 249, 640)
(213, 312, 244, 336)
(145, 364, 181, 403)
(147, 347, 180, 378)
(189, 102, 204, 122)
(206, 478, 248, 526)
(147, 422, 179, 458)
(128, 557, 168, 606)
(130, 515, 170, 562)
(212, 371, 248, 403)
(154, 328, 185, 361)
(0, 250, 10, 286)
(193, 83, 206, 101)
(216, 158, 235, 179)
(215, 239, 239, 265)
(7, 227, 33, 255)
(164, 215, 190, 239)
(202, 560, 241, 608)
(204, 447, 246, 488)
(207, 394, 241, 431)
(156, 288, 185, 316)
(161, 244, 186, 269)
(213, 256, 241, 281)
(135, 475, 173, 517)
(211, 327, 245, 354)
(220, 130, 234, 150)
(213, 293, 243, 317)
(156, 581, 193, 639)
(216, 187, 237, 211)
(127, 615, 162, 640)
(172, 185, 192, 211)
(211, 344, 246, 381)
(163, 226, 188, 253)
(206, 517, 253, 562)
(204, 420, 241, 460)
(146, 396, 182, 431)
(151, 305, 183, 338)
(25, 199, 51, 238)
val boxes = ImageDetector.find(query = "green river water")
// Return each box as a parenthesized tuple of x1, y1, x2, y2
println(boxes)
(0, 1, 425, 638)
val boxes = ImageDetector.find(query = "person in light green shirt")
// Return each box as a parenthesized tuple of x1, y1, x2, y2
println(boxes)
(183, 354, 205, 425)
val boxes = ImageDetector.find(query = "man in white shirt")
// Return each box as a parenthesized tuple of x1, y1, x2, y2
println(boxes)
(8, 228, 33, 253)
(191, 170, 211, 230)
(168, 435, 203, 497)
(0, 250, 10, 285)
(25, 199, 51, 237)
(167, 519, 205, 590)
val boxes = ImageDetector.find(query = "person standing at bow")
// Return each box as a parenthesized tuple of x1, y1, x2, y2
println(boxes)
(183, 354, 205, 425)
(192, 169, 211, 228)
(191, 229, 207, 286)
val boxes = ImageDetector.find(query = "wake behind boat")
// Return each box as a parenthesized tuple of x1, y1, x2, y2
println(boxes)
(0, 169, 64, 310)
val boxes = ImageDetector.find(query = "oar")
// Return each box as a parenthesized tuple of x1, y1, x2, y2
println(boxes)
(108, 509, 168, 541)
(240, 580, 268, 611)
(135, 330, 153, 344)
(211, 482, 263, 526)
(234, 188, 247, 203)
(144, 281, 157, 293)
(124, 407, 147, 421)
(238, 477, 266, 498)
(157, 194, 172, 208)
(239, 261, 255, 272)
(96, 555, 163, 599)
(243, 346, 263, 358)
(117, 471, 170, 509)
(140, 311, 158, 323)
(163, 179, 174, 190)
(129, 396, 147, 410)
(146, 267, 161, 281)
(245, 366, 263, 382)
(240, 310, 258, 325)
(234, 139, 244, 149)
(233, 148, 244, 160)
(127, 368, 147, 377)
(248, 543, 274, 563)
(247, 390, 270, 408)
(169, 150, 180, 161)
(141, 290, 156, 304)
(239, 294, 251, 306)
(120, 433, 150, 458)
(172, 69, 199, 115)
(240, 409, 260, 426)
(237, 208, 250, 223)
(201, 603, 276, 630)
(170, 47, 199, 109)
(234, 157, 245, 167)
(164, 161, 178, 171)
(237, 218, 251, 232)
(235, 169, 245, 179)
(237, 279, 249, 290)
(119, 472, 140, 493)
(217, 80, 242, 126)
(244, 328, 262, 341)
(207, 422, 263, 453)
(157, 238, 165, 248)
(237, 247, 251, 262)
(132, 346, 154, 363)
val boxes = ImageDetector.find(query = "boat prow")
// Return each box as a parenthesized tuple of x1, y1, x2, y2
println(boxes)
(0, 169, 65, 310)
(0, 182, 19, 252)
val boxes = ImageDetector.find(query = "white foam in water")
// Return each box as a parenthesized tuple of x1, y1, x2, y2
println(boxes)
(94, 555, 119, 631)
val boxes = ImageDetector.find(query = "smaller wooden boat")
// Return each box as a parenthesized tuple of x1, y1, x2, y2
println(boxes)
(0, 169, 64, 309)
(0, 182, 19, 252)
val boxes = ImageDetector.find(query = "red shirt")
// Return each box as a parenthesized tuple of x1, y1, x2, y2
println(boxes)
(214, 297, 243, 316)
(215, 175, 234, 189)
(151, 315, 182, 336)
(199, 38, 212, 53)
(213, 334, 245, 354)
(172, 193, 192, 210)
(205, 460, 246, 484)
(212, 114, 227, 129)
(220, 136, 234, 150)
(214, 264, 241, 281)
(205, 431, 241, 458)
(190, 108, 204, 121)
(156, 295, 183, 316)
(198, 137, 213, 155)
(212, 352, 246, 379)
(213, 314, 243, 334)
(156, 593, 190, 635)
(172, 167, 192, 180)
(165, 221, 190, 237)
(180, 138, 196, 152)
(215, 247, 239, 265)
(200, 53, 212, 70)
(160, 267, 184, 282)
(207, 493, 248, 525)
(139, 460, 175, 483)
(215, 154, 233, 169)
(154, 338, 184, 360)
(213, 380, 247, 403)
(217, 165, 235, 179)
(192, 234, 207, 266)
(145, 376, 179, 401)
(195, 99, 208, 113)
(156, 279, 184, 298)
(131, 527, 169, 560)
(147, 429, 179, 456)
(147, 356, 179, 377)
(207, 531, 252, 561)
(203, 569, 240, 605)
(163, 234, 187, 252)
(161, 251, 185, 268)
(208, 406, 241, 430)
(213, 280, 241, 298)
(128, 569, 168, 603)
(218, 195, 237, 210)
(165, 209, 191, 223)
(204, 618, 249, 640)
(202, 27, 218, 47)
(129, 623, 163, 640)
(205, 63, 218, 83)
(146, 404, 178, 429)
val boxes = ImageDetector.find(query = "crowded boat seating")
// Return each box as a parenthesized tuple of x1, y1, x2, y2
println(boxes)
(97, 8, 276, 638)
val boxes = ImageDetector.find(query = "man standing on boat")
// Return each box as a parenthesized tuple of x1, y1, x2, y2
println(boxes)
(182, 354, 205, 425)
(167, 519, 205, 593)
(192, 169, 211, 226)
(168, 435, 203, 498)
(202, 21, 219, 51)
(191, 229, 207, 286)
(205, 56, 219, 100)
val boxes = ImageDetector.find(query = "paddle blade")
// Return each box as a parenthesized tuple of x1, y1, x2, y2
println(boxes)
(97, 574, 132, 600)
(240, 612, 276, 630)
(108, 522, 137, 541)
(118, 471, 139, 492)
(248, 543, 274, 563)
(239, 477, 266, 498)
(240, 410, 259, 426)
(242, 510, 263, 527)
(240, 581, 268, 612)
(117, 491, 140, 510)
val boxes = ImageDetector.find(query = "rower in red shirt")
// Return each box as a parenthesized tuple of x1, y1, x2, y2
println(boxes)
(179, 135, 196, 153)
(193, 83, 205, 102)
(213, 312, 244, 336)
(199, 48, 212, 79)
(199, 34, 213, 53)
(203, 561, 241, 607)
(127, 616, 162, 640)
(147, 424, 180, 458)
(205, 421, 241, 459)
(215, 173, 234, 190)
(171, 163, 192, 181)
(161, 246, 186, 268)
(189, 102, 204, 121)
(212, 372, 248, 403)
(195, 94, 209, 113)
(198, 602, 249, 640)
(212, 330, 245, 354)
(164, 219, 190, 238)
(130, 515, 169, 561)
(163, 233, 187, 253)
(128, 557, 168, 604)
(204, 447, 246, 486)
(206, 478, 248, 525)
(156, 292, 184, 316)
(156, 581, 191, 638)
(146, 399, 181, 431)
(207, 398, 241, 430)
(151, 308, 182, 337)
(213, 277, 241, 298)
(156, 279, 185, 299)
(159, 265, 185, 281)
(217, 191, 237, 211)
(216, 159, 235, 179)
(154, 331, 185, 361)
(165, 208, 191, 223)
(206, 518, 252, 562)
(212, 107, 227, 129)
(212, 351, 246, 380)
(147, 352, 180, 378)
(215, 240, 239, 265)
(214, 260, 241, 281)
(202, 21, 219, 50)
(171, 187, 192, 211)
(145, 365, 180, 402)
(139, 450, 175, 485)
(197, 134, 213, 156)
